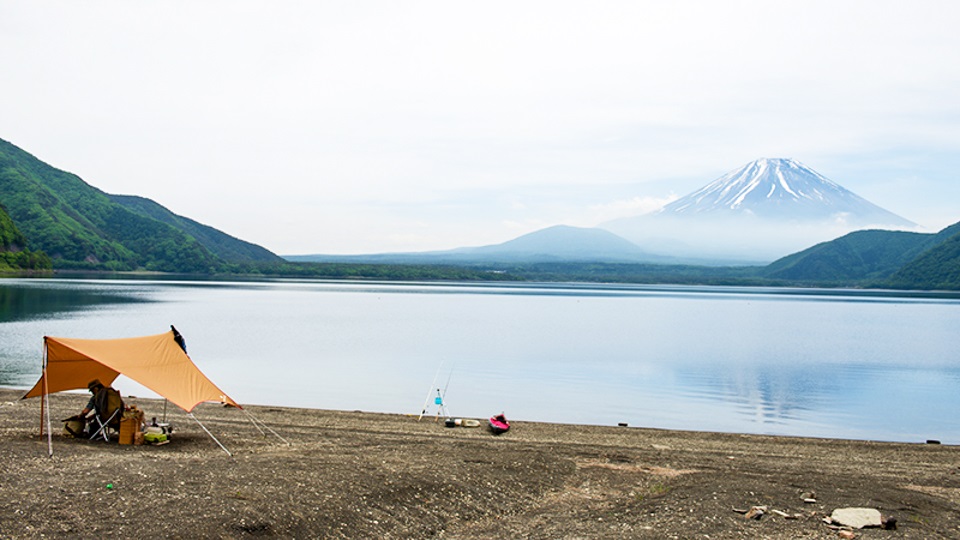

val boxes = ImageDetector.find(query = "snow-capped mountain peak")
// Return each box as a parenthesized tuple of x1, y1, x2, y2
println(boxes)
(600, 157, 917, 262)
(665, 158, 841, 212)
(656, 158, 914, 227)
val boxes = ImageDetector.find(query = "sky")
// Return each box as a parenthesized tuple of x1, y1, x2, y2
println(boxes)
(2, 1, 959, 255)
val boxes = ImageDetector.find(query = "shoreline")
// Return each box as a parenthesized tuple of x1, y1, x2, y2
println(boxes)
(2, 388, 959, 538)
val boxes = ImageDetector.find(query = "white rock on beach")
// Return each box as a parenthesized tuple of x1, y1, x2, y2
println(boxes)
(830, 507, 883, 529)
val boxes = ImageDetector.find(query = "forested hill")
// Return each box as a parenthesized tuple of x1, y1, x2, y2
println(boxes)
(0, 137, 280, 272)
(761, 221, 960, 289)
(0, 202, 51, 271)
(0, 204, 26, 251)
(109, 194, 280, 264)
(887, 222, 960, 290)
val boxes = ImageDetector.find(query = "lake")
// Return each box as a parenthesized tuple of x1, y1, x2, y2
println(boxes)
(2, 277, 959, 444)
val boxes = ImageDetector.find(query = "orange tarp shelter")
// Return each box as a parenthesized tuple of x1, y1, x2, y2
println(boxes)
(23, 329, 239, 412)
(21, 328, 266, 456)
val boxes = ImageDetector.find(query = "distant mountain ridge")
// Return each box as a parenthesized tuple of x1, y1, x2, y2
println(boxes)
(0, 137, 280, 271)
(288, 219, 960, 289)
(288, 226, 649, 264)
(286, 225, 727, 265)
(441, 226, 663, 263)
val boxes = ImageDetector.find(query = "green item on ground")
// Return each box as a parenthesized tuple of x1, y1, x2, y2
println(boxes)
(144, 432, 167, 444)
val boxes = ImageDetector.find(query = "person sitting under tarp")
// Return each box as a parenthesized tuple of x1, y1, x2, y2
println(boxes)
(64, 379, 124, 439)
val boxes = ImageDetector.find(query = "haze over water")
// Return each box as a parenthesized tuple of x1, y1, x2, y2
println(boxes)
(2, 278, 958, 444)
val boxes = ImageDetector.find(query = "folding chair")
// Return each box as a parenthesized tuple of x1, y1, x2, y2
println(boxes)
(88, 386, 124, 441)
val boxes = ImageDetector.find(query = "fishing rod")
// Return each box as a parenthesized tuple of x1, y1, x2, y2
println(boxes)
(439, 363, 455, 417)
(418, 360, 455, 421)
(418, 360, 445, 421)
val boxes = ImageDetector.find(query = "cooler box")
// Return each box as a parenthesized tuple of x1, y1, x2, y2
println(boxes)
(119, 417, 138, 445)
(119, 408, 144, 445)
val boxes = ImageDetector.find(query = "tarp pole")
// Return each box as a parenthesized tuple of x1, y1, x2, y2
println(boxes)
(242, 410, 290, 446)
(39, 372, 46, 437)
(45, 389, 52, 457)
(42, 341, 53, 457)
(188, 413, 232, 457)
(40, 339, 46, 436)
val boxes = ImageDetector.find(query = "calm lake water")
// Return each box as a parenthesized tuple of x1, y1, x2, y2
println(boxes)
(2, 277, 959, 444)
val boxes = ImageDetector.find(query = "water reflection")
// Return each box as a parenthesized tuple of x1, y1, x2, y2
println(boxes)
(0, 280, 148, 323)
(0, 280, 152, 385)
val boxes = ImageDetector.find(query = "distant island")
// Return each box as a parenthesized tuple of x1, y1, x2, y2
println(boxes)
(2, 137, 958, 290)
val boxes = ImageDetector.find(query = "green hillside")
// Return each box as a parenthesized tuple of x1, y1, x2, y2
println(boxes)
(0, 203, 51, 272)
(0, 203, 26, 250)
(110, 194, 282, 263)
(762, 229, 935, 283)
(887, 223, 960, 290)
(760, 221, 960, 290)
(0, 137, 277, 272)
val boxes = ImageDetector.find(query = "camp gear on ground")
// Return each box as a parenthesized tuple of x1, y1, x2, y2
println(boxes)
(489, 413, 510, 435)
(119, 406, 145, 445)
(143, 432, 167, 444)
(443, 418, 481, 428)
(62, 417, 85, 437)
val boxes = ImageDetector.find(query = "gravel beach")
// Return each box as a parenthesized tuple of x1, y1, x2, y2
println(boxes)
(1, 388, 958, 539)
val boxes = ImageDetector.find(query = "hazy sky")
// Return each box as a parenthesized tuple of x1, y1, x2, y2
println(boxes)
(3, 1, 959, 254)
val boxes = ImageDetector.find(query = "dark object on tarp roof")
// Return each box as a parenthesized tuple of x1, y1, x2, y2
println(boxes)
(171, 325, 187, 352)
(489, 413, 510, 435)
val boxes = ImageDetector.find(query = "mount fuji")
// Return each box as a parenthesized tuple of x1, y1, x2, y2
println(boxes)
(602, 158, 918, 263)
(655, 158, 915, 225)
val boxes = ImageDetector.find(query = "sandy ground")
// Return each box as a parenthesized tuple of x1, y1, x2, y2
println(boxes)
(1, 387, 958, 539)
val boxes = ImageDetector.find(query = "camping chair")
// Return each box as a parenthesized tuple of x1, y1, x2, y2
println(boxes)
(88, 386, 124, 441)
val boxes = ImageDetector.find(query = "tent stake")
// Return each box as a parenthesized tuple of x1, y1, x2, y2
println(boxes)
(188, 412, 232, 456)
(242, 410, 290, 445)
